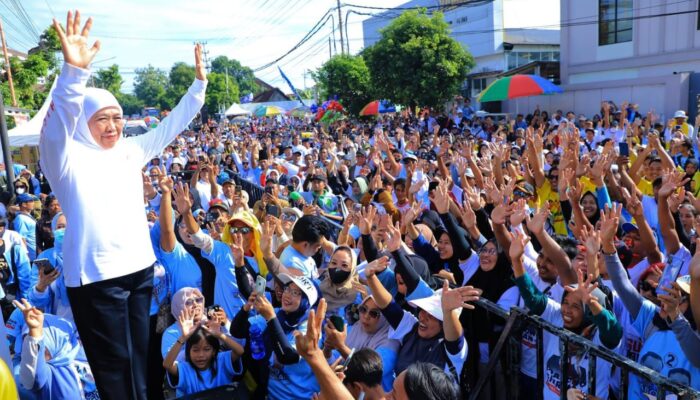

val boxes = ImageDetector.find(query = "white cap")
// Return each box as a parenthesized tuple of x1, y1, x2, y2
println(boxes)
(408, 290, 446, 321)
(674, 110, 687, 119)
(278, 273, 318, 306)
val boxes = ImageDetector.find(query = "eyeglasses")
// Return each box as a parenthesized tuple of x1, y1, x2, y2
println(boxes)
(229, 226, 253, 235)
(281, 213, 298, 222)
(479, 247, 497, 255)
(283, 286, 303, 297)
(359, 305, 381, 319)
(184, 297, 204, 307)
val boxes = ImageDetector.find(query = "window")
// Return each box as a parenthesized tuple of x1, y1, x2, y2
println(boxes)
(505, 51, 560, 70)
(599, 0, 633, 45)
(471, 78, 487, 98)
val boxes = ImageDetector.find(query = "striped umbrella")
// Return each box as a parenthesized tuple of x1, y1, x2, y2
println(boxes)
(253, 105, 285, 117)
(477, 75, 563, 102)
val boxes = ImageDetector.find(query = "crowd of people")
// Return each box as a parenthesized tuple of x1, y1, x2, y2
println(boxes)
(2, 95, 700, 400)
(1, 13, 700, 400)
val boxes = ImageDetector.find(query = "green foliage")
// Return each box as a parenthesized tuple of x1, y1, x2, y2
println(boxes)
(314, 54, 372, 115)
(161, 62, 195, 110)
(115, 92, 144, 116)
(362, 10, 474, 109)
(133, 65, 168, 108)
(204, 71, 239, 115)
(92, 64, 124, 94)
(5, 115, 16, 130)
(210, 56, 257, 98)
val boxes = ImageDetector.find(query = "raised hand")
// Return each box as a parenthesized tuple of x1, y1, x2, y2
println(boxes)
(159, 174, 175, 193)
(53, 10, 100, 69)
(510, 198, 529, 227)
(364, 256, 390, 277)
(228, 233, 246, 266)
(625, 192, 643, 218)
(461, 200, 477, 229)
(35, 266, 60, 293)
(564, 270, 600, 309)
(172, 182, 192, 214)
(491, 202, 512, 225)
(177, 308, 197, 339)
(432, 179, 451, 214)
(658, 169, 688, 198)
(294, 298, 327, 360)
(254, 294, 276, 321)
(441, 280, 481, 312)
(599, 203, 621, 244)
(358, 206, 377, 235)
(402, 201, 423, 229)
(580, 225, 601, 254)
(668, 186, 686, 213)
(657, 282, 684, 321)
(526, 204, 550, 236)
(12, 299, 44, 335)
(385, 222, 403, 252)
(509, 229, 530, 261)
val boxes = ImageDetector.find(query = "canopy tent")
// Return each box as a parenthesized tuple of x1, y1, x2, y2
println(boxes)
(224, 103, 252, 116)
(7, 78, 57, 147)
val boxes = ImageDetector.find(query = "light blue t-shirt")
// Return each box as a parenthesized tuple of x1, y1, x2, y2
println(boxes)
(267, 320, 320, 400)
(175, 351, 242, 396)
(629, 300, 700, 398)
(279, 245, 317, 279)
(202, 240, 259, 318)
(13, 213, 36, 260)
(160, 242, 202, 295)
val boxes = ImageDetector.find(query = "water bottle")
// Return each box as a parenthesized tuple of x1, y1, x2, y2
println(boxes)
(249, 316, 266, 361)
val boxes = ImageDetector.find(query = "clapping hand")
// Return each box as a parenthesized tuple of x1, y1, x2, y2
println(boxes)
(53, 10, 100, 69)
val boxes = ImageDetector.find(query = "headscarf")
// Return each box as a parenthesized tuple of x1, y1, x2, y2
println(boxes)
(74, 88, 123, 150)
(350, 177, 369, 203)
(346, 296, 399, 353)
(221, 210, 268, 277)
(22, 314, 81, 368)
(319, 246, 360, 312)
(170, 287, 204, 319)
(50, 212, 69, 307)
(276, 279, 321, 333)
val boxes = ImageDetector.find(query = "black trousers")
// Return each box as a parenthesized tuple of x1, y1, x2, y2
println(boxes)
(67, 266, 154, 400)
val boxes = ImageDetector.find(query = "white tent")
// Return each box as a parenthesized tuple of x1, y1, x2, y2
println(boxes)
(7, 78, 57, 147)
(224, 103, 251, 116)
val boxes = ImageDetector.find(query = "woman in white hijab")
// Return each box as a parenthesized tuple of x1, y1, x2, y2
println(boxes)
(38, 10, 206, 400)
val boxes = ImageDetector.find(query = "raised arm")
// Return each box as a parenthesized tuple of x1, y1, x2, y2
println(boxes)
(657, 169, 688, 255)
(526, 205, 577, 285)
(159, 176, 177, 252)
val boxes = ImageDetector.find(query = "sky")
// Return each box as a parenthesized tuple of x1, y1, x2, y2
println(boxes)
(5, 0, 408, 96)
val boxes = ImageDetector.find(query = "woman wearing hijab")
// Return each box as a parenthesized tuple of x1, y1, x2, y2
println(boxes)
(161, 287, 207, 363)
(176, 183, 268, 319)
(319, 246, 361, 315)
(14, 299, 99, 399)
(39, 11, 206, 399)
(27, 213, 72, 322)
(230, 273, 322, 399)
(323, 295, 400, 392)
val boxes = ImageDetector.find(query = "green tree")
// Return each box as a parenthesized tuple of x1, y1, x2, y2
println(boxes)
(362, 9, 474, 109)
(115, 92, 144, 116)
(313, 54, 372, 115)
(92, 64, 124, 94)
(210, 56, 257, 98)
(161, 62, 195, 110)
(203, 72, 239, 115)
(133, 65, 168, 108)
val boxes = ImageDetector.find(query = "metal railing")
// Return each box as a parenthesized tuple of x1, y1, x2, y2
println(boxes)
(470, 297, 700, 400)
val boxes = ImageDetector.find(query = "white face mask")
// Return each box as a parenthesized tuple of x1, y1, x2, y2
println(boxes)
(15, 188, 26, 194)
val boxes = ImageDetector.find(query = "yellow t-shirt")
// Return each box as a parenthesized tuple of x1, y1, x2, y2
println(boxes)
(637, 178, 654, 197)
(0, 359, 17, 400)
(536, 180, 568, 236)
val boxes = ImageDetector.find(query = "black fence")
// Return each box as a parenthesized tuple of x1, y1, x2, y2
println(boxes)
(470, 297, 700, 400)
(225, 173, 698, 399)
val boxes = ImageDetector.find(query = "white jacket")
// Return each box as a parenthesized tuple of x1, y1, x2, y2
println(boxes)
(39, 63, 206, 287)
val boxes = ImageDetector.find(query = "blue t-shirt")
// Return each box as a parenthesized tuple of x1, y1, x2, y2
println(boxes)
(266, 320, 320, 400)
(202, 240, 259, 318)
(629, 300, 700, 397)
(175, 351, 242, 396)
(279, 245, 317, 279)
(150, 262, 169, 316)
(160, 242, 202, 295)
(13, 213, 36, 260)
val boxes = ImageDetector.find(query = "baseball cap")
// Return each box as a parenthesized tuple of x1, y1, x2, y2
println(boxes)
(208, 198, 230, 214)
(15, 193, 36, 204)
(408, 290, 446, 321)
(278, 273, 319, 306)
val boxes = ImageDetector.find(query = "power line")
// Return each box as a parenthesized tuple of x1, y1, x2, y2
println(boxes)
(342, 0, 494, 11)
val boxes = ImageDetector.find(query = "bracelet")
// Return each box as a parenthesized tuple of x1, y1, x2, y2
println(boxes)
(176, 338, 185, 345)
(601, 248, 617, 256)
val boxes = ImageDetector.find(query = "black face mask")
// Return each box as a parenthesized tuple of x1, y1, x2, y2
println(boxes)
(329, 268, 351, 285)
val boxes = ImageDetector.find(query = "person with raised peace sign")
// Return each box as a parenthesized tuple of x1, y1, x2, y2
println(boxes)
(38, 10, 207, 400)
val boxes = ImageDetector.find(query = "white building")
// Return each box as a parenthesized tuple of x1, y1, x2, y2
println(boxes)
(362, 0, 560, 109)
(508, 0, 700, 120)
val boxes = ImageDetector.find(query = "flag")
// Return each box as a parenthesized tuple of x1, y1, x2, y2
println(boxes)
(278, 66, 305, 106)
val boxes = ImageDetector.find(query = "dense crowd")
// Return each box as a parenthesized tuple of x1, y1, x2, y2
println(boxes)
(1, 95, 700, 400)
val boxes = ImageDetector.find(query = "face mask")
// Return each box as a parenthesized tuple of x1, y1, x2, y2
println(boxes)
(329, 268, 351, 285)
(15, 187, 25, 194)
(54, 228, 65, 250)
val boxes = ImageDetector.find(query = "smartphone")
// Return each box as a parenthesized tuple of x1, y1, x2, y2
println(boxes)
(428, 181, 439, 192)
(33, 258, 54, 275)
(353, 203, 362, 213)
(266, 204, 280, 218)
(255, 275, 267, 296)
(342, 348, 355, 369)
(619, 142, 629, 157)
(265, 186, 274, 195)
(657, 258, 683, 296)
(235, 185, 242, 196)
(330, 315, 345, 331)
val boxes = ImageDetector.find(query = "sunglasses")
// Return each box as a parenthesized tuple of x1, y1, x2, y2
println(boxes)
(359, 305, 381, 319)
(229, 226, 253, 235)
(281, 213, 298, 222)
(184, 297, 204, 307)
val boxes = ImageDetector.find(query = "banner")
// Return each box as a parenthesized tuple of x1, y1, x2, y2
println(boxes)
(278, 66, 305, 106)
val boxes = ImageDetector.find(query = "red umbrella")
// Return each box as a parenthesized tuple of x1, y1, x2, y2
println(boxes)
(359, 100, 380, 116)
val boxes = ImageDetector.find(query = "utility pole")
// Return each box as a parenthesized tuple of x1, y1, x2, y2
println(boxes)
(0, 90, 16, 196)
(336, 0, 344, 55)
(328, 36, 332, 59)
(0, 18, 17, 107)
(196, 41, 211, 73)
